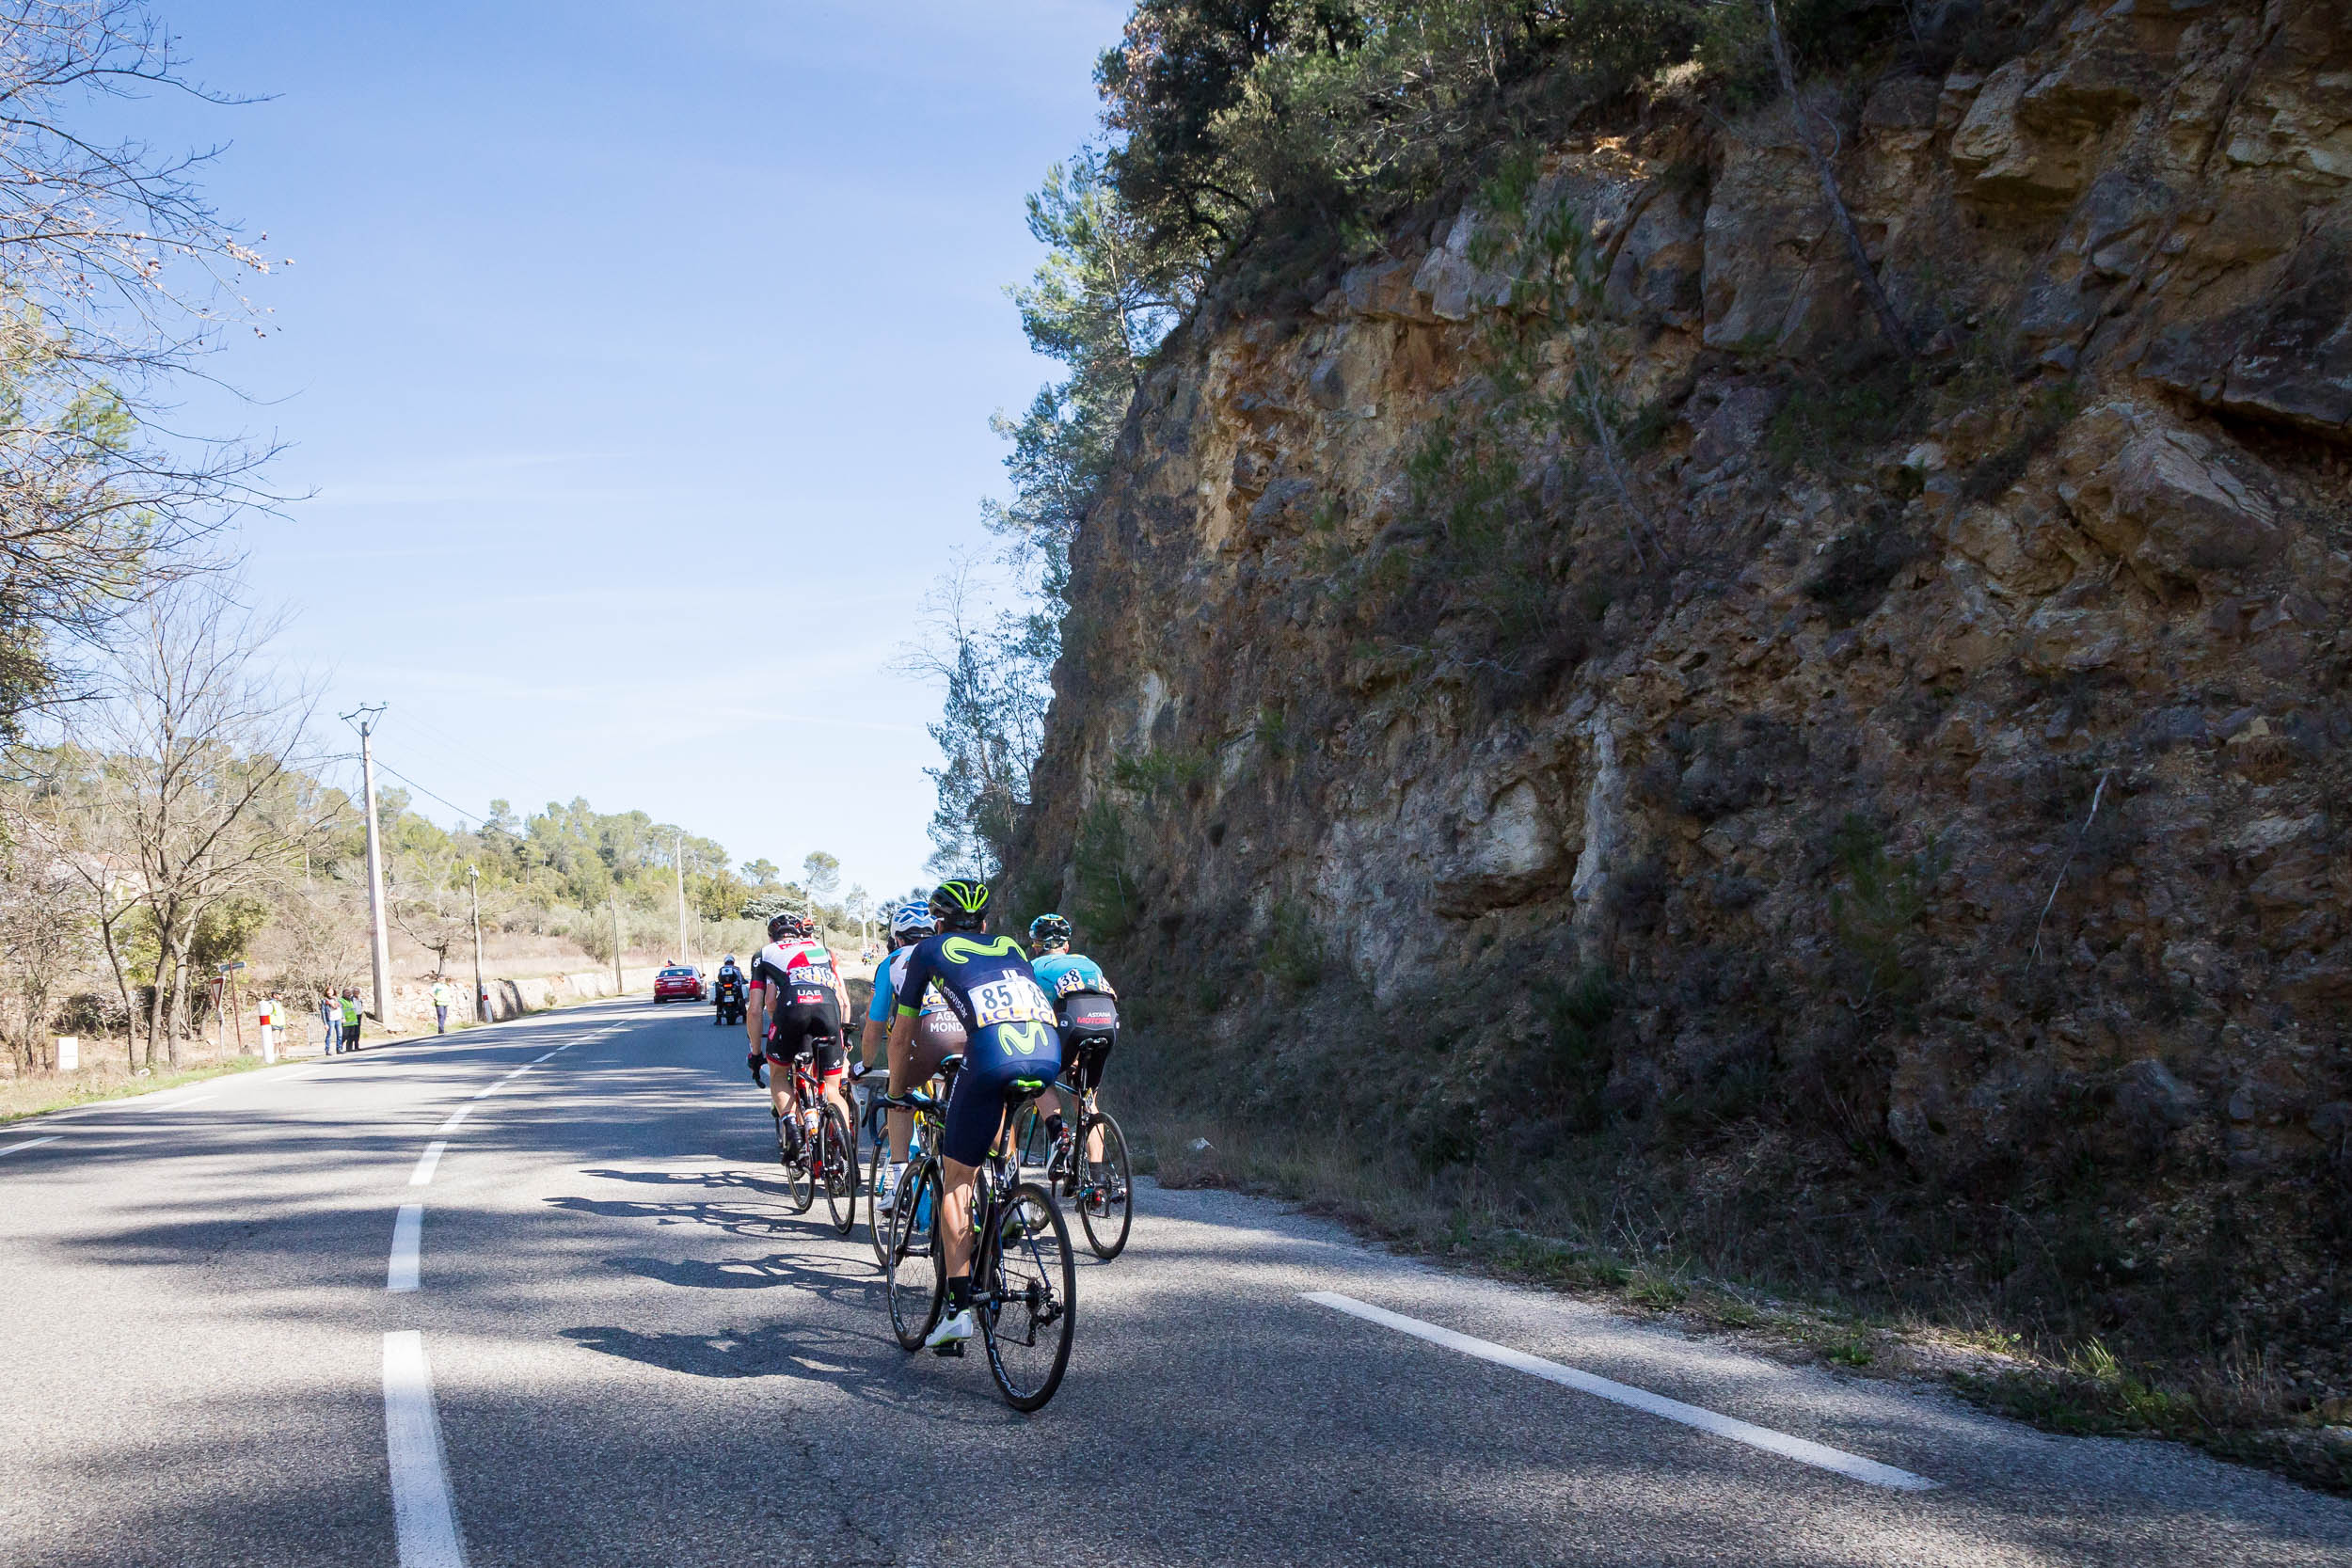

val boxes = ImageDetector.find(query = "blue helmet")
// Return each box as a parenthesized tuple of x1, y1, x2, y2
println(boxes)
(1028, 913, 1073, 947)
(890, 901, 935, 940)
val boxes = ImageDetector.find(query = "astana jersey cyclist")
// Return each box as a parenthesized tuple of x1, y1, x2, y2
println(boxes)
(883, 878, 1062, 1351)
(1026, 912, 1118, 1161)
(746, 911, 853, 1134)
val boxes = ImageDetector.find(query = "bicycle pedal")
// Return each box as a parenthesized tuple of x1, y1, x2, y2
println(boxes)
(931, 1340, 965, 1358)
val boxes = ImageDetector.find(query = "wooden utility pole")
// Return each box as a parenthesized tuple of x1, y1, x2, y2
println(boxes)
(673, 830, 690, 964)
(468, 864, 486, 1023)
(343, 705, 394, 1024)
(609, 888, 625, 995)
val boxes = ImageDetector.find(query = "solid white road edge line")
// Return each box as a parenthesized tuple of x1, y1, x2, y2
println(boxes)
(410, 1141, 448, 1187)
(1300, 1291, 1938, 1493)
(0, 1134, 62, 1157)
(388, 1202, 423, 1292)
(382, 1331, 469, 1568)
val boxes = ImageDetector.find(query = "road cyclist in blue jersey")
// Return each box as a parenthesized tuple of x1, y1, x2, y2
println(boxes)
(1026, 912, 1118, 1181)
(883, 878, 1062, 1352)
(863, 899, 959, 1216)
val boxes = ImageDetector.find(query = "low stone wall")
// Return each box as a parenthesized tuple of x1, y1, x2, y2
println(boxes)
(365, 967, 665, 1031)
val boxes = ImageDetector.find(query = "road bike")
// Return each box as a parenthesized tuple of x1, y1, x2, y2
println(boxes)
(1012, 1010, 1132, 1260)
(882, 1059, 1076, 1411)
(862, 1067, 939, 1269)
(758, 1047, 858, 1234)
(1014, 1078, 1133, 1261)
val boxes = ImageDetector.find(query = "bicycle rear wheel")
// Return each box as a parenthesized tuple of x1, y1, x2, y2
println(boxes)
(885, 1161, 944, 1351)
(783, 1105, 815, 1213)
(981, 1180, 1074, 1411)
(1073, 1111, 1134, 1259)
(821, 1105, 857, 1235)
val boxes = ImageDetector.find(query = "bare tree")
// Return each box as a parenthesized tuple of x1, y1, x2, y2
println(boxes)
(0, 1, 282, 732)
(389, 848, 475, 979)
(75, 583, 333, 1066)
(1754, 0, 1912, 361)
(0, 824, 87, 1068)
(894, 552, 1051, 875)
(11, 756, 141, 1067)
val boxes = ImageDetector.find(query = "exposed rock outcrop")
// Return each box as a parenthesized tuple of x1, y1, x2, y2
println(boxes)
(1018, 2, 2352, 1398)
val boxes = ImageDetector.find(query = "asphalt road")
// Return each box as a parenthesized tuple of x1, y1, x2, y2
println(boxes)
(4, 996, 2349, 1567)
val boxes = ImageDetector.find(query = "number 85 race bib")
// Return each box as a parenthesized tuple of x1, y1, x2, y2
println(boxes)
(970, 975, 1056, 1027)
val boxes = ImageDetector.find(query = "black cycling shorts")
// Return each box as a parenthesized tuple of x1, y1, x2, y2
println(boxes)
(764, 997, 845, 1077)
(1059, 1028, 1115, 1095)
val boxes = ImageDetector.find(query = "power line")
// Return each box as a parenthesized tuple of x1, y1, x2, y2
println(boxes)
(372, 760, 485, 829)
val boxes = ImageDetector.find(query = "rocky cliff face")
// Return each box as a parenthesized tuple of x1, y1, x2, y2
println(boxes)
(1020, 1, 2352, 1392)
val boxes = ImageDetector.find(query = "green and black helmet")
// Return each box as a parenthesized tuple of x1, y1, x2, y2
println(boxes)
(929, 879, 991, 932)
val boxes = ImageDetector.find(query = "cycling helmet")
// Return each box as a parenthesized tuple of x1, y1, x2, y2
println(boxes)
(890, 901, 936, 941)
(767, 911, 813, 942)
(1028, 913, 1073, 948)
(929, 879, 990, 931)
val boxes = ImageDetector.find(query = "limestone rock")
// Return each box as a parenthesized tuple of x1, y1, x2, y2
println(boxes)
(2055, 403, 2278, 593)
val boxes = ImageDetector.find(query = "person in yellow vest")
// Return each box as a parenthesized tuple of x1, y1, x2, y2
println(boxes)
(430, 979, 454, 1035)
(340, 990, 362, 1053)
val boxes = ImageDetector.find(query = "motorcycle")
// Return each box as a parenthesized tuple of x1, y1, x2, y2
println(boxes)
(712, 974, 746, 1027)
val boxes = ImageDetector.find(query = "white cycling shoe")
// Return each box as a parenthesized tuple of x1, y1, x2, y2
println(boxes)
(876, 1163, 905, 1214)
(924, 1307, 976, 1350)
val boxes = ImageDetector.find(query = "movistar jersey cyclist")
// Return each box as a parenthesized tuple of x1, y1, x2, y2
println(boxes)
(884, 879, 1061, 1350)
(746, 911, 852, 1140)
(1026, 912, 1117, 1173)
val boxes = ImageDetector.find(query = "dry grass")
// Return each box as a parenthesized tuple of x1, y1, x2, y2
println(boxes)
(0, 1047, 277, 1124)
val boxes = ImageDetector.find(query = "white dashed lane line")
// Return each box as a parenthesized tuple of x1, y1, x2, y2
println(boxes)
(383, 1331, 469, 1568)
(1, 1134, 62, 1158)
(409, 1141, 448, 1187)
(435, 1105, 472, 1135)
(1302, 1292, 1939, 1493)
(388, 1203, 423, 1293)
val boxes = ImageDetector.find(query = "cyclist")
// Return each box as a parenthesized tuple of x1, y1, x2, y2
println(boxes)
(745, 911, 852, 1151)
(883, 879, 1060, 1351)
(1026, 912, 1118, 1176)
(862, 900, 956, 1213)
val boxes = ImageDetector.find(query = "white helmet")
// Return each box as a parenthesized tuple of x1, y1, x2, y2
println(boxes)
(890, 901, 936, 941)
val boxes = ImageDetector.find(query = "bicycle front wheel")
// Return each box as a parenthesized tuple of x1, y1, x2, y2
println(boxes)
(885, 1161, 944, 1351)
(1013, 1103, 1052, 1175)
(821, 1105, 858, 1235)
(865, 1134, 892, 1268)
(981, 1180, 1075, 1411)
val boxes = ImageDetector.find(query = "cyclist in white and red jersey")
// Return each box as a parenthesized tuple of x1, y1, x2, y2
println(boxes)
(745, 911, 853, 1139)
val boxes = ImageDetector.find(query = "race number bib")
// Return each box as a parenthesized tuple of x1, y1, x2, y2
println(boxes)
(969, 974, 1056, 1027)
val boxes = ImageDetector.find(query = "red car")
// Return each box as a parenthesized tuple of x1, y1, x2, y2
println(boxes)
(653, 965, 705, 1004)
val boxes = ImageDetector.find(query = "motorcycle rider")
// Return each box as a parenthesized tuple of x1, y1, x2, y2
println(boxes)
(712, 953, 746, 1024)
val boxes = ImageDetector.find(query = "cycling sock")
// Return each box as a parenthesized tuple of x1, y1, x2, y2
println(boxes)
(946, 1273, 971, 1310)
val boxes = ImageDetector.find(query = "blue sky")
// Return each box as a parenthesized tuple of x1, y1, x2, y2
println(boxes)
(143, 0, 1125, 899)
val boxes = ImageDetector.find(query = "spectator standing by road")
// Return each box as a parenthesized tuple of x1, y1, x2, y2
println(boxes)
(430, 979, 453, 1035)
(340, 990, 361, 1053)
(318, 992, 338, 1053)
